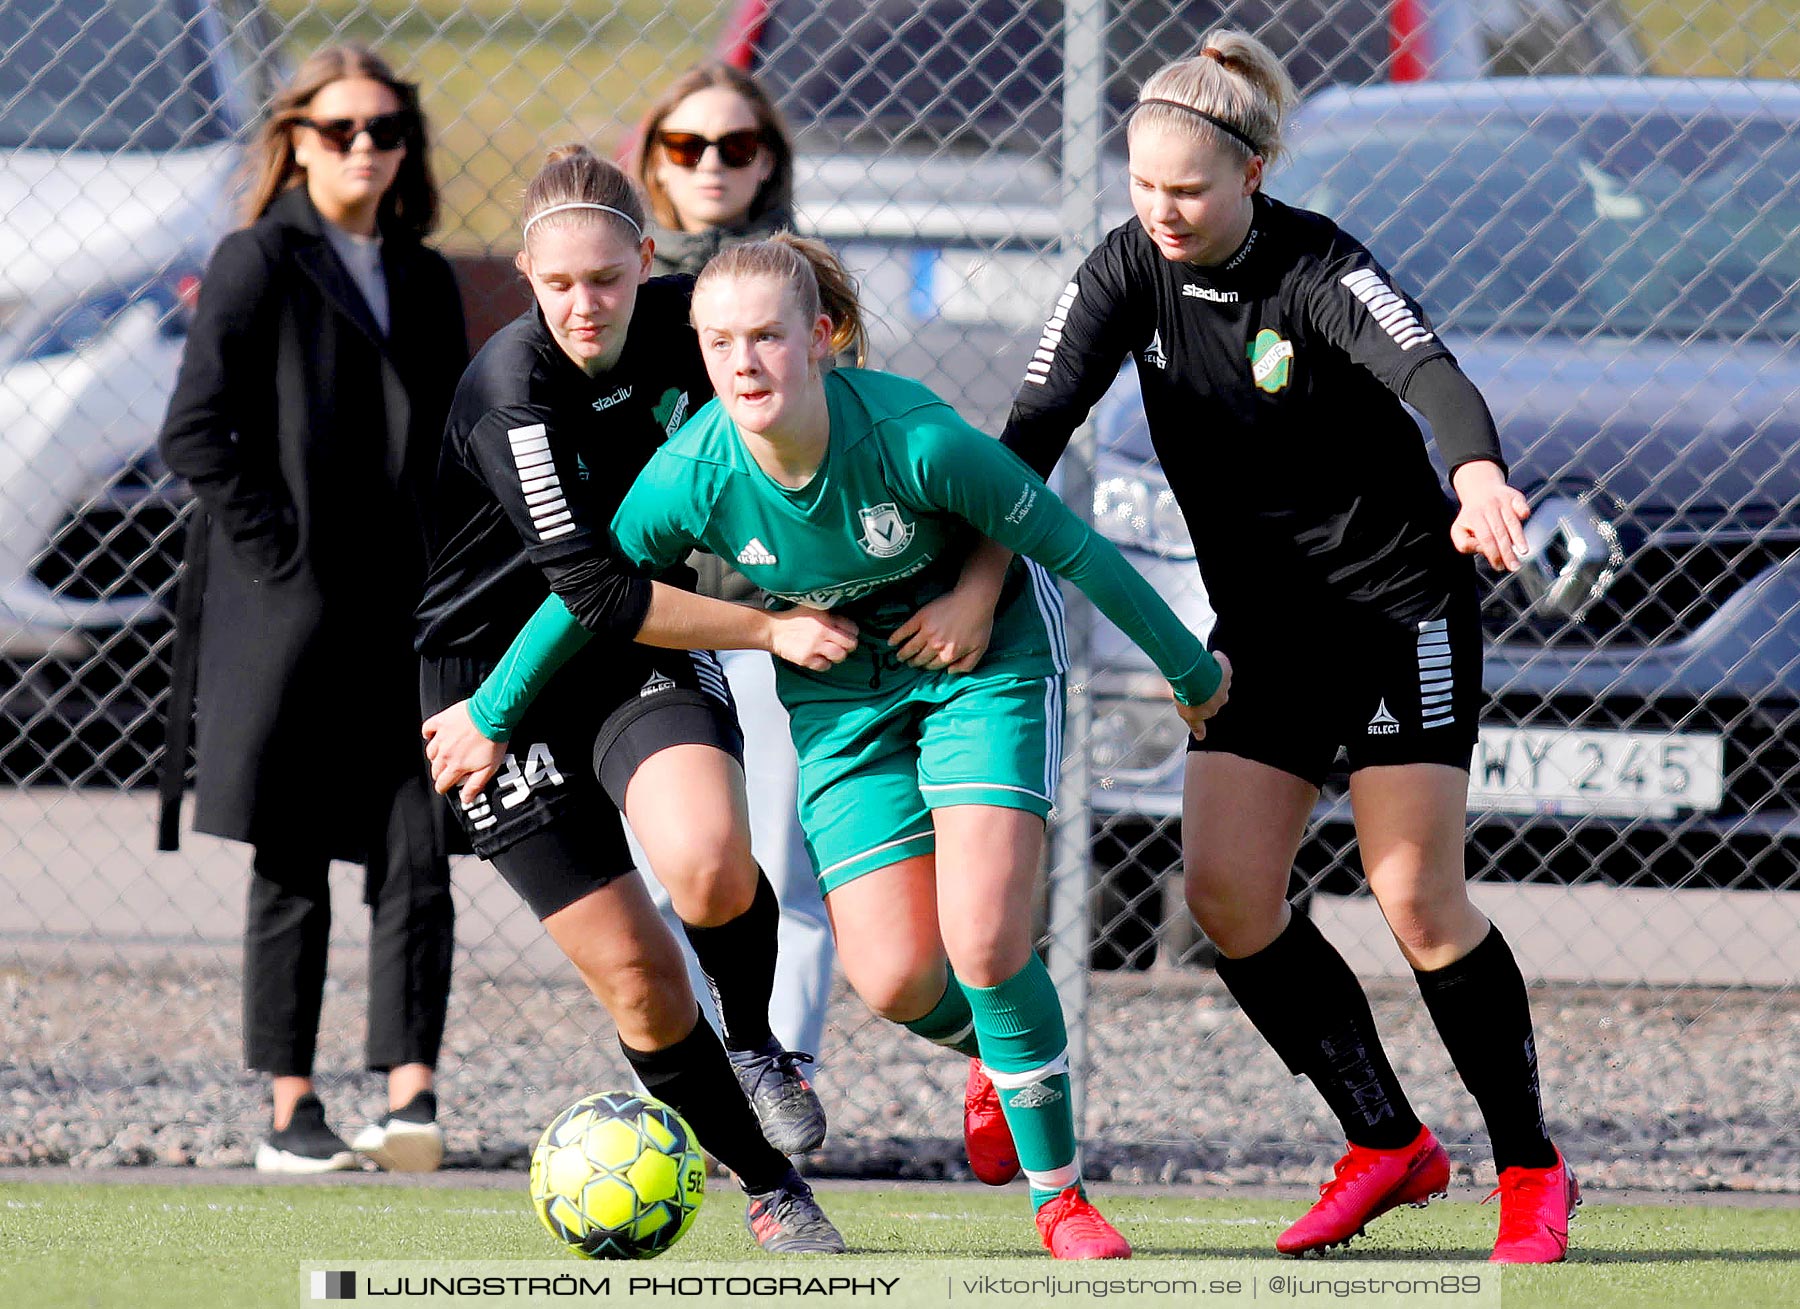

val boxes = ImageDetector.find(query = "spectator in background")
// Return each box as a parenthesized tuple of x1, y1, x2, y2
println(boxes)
(627, 65, 836, 1074)
(157, 45, 465, 1174)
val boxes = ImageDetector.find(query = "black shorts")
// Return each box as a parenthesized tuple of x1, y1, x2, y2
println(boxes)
(421, 642, 742, 918)
(1188, 588, 1482, 789)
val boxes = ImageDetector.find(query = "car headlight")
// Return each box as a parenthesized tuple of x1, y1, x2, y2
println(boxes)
(21, 266, 202, 362)
(1089, 691, 1189, 784)
(1092, 451, 1194, 559)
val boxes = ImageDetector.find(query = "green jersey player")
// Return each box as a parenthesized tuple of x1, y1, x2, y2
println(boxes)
(424, 235, 1231, 1260)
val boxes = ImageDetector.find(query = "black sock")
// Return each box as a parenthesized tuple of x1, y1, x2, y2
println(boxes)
(619, 1007, 791, 1193)
(1414, 924, 1556, 1171)
(1214, 909, 1423, 1150)
(679, 868, 778, 1052)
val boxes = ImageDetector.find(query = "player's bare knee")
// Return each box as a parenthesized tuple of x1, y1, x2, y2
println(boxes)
(846, 962, 942, 1022)
(659, 854, 756, 926)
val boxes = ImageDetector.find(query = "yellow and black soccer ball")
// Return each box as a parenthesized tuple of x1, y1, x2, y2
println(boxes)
(528, 1092, 706, 1259)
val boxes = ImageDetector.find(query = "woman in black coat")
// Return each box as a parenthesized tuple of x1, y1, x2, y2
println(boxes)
(157, 45, 466, 1173)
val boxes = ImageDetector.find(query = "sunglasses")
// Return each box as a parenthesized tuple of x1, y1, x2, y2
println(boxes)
(297, 111, 415, 154)
(656, 128, 765, 170)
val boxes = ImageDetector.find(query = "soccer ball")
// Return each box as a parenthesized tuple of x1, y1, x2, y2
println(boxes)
(528, 1092, 707, 1259)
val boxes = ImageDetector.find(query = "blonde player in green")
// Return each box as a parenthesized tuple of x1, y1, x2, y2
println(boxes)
(424, 235, 1231, 1259)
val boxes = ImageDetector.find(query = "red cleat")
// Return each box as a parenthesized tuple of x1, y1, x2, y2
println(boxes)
(1035, 1186, 1132, 1260)
(964, 1059, 1020, 1186)
(1488, 1149, 1579, 1264)
(1276, 1125, 1451, 1256)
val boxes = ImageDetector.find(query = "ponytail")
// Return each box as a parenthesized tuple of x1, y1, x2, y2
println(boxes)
(1130, 28, 1298, 173)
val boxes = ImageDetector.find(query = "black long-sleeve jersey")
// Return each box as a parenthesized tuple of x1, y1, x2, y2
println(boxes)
(1002, 192, 1503, 629)
(415, 277, 709, 659)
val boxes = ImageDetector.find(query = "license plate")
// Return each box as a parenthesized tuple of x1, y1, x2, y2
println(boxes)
(1468, 726, 1725, 818)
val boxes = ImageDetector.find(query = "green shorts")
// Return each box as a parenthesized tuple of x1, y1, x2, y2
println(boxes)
(786, 662, 1067, 894)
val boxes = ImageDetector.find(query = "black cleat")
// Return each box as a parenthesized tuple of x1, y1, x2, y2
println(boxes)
(744, 1170, 848, 1254)
(728, 1039, 828, 1154)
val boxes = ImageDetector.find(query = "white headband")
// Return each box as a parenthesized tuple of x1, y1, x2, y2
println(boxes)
(522, 201, 643, 239)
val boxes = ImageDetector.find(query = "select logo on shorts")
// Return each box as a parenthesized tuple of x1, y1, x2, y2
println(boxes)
(1248, 328, 1294, 393)
(310, 1270, 355, 1300)
(640, 671, 676, 698)
(1367, 698, 1400, 736)
(857, 502, 915, 558)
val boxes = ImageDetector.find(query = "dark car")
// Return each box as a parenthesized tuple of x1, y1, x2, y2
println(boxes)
(1089, 79, 1800, 962)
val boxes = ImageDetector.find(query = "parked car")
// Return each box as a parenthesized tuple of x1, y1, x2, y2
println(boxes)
(0, 0, 280, 783)
(1092, 79, 1800, 961)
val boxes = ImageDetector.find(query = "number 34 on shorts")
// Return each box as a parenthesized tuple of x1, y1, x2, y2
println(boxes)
(463, 742, 565, 834)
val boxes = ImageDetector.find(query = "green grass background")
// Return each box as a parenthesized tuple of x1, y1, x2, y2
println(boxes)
(261, 1, 1800, 252)
(3, 1180, 1798, 1308)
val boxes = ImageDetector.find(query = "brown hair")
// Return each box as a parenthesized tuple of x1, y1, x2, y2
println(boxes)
(1130, 28, 1299, 175)
(694, 233, 865, 364)
(631, 63, 795, 231)
(241, 44, 437, 236)
(520, 144, 647, 250)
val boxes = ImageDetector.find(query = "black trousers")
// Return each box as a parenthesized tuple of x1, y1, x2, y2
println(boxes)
(243, 774, 453, 1078)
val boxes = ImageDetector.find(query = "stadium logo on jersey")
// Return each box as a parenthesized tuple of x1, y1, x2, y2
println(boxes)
(1248, 329, 1294, 393)
(592, 384, 632, 413)
(736, 538, 777, 566)
(857, 503, 915, 558)
(1142, 330, 1167, 370)
(640, 671, 676, 698)
(653, 387, 690, 435)
(1367, 698, 1400, 735)
(1181, 282, 1238, 303)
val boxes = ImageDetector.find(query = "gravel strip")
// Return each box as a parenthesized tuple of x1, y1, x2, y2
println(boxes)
(2, 960, 1795, 1193)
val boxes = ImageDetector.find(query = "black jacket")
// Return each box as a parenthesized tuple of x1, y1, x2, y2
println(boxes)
(158, 186, 467, 856)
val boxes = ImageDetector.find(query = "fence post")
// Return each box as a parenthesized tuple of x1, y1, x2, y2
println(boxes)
(1045, 0, 1108, 1132)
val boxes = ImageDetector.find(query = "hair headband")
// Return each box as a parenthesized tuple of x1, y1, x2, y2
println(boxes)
(1133, 97, 1261, 155)
(523, 201, 643, 239)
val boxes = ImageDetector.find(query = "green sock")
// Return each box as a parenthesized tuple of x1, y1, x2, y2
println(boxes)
(962, 955, 1080, 1211)
(900, 968, 982, 1058)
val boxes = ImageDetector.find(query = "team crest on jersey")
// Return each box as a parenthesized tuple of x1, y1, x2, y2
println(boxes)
(857, 503, 915, 558)
(1248, 328, 1295, 393)
(652, 387, 691, 435)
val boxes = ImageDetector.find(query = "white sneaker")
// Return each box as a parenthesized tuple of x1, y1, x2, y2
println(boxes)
(351, 1090, 444, 1173)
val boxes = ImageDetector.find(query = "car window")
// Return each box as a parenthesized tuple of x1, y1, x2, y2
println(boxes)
(0, 0, 232, 151)
(1277, 113, 1800, 343)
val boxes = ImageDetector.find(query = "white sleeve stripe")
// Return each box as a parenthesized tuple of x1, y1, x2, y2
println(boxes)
(507, 420, 572, 542)
(1340, 268, 1436, 349)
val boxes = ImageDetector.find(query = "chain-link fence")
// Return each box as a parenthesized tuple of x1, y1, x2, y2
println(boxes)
(3, 0, 1798, 1192)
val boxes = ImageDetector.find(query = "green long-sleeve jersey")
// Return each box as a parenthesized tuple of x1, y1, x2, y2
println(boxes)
(469, 368, 1219, 736)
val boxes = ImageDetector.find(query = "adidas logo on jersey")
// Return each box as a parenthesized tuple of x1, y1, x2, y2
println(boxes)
(1007, 1082, 1065, 1110)
(1367, 698, 1400, 735)
(640, 672, 676, 698)
(1143, 329, 1167, 370)
(736, 538, 777, 566)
